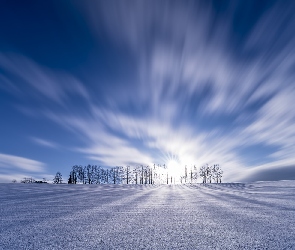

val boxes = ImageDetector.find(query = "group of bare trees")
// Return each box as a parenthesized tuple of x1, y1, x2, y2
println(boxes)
(19, 177, 48, 184)
(68, 165, 157, 185)
(15, 164, 223, 185)
(20, 177, 36, 183)
(199, 164, 223, 183)
(67, 164, 223, 184)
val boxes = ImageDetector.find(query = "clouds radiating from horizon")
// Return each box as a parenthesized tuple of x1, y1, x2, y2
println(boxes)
(1, 0, 295, 182)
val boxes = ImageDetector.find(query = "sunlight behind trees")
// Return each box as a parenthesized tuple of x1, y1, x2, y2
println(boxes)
(67, 163, 222, 185)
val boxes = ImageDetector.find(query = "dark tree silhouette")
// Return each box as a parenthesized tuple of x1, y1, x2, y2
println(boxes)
(53, 172, 63, 184)
(68, 174, 72, 184)
(21, 177, 35, 183)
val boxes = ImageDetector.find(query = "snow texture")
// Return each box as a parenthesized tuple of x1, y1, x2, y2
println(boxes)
(0, 181, 295, 249)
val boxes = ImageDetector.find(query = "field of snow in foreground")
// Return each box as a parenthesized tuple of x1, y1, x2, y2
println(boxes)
(0, 181, 295, 249)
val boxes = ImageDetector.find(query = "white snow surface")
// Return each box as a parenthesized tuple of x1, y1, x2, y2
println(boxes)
(0, 181, 295, 249)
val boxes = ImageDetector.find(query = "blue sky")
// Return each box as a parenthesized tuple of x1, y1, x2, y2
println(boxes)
(1, 0, 295, 182)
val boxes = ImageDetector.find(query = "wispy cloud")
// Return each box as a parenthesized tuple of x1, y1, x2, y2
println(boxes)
(0, 153, 50, 182)
(30, 137, 59, 149)
(0, 153, 45, 173)
(0, 53, 90, 105)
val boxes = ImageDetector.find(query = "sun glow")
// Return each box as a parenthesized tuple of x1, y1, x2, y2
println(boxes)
(167, 160, 182, 183)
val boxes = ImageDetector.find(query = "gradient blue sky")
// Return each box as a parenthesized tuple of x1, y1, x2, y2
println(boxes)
(1, 0, 295, 182)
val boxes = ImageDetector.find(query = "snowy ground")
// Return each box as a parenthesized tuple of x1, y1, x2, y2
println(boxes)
(0, 181, 295, 249)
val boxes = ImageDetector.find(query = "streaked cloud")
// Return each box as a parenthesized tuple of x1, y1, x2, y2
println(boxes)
(31, 137, 59, 149)
(0, 153, 45, 173)
(71, 1, 295, 181)
(0, 53, 90, 105)
(1, 1, 295, 182)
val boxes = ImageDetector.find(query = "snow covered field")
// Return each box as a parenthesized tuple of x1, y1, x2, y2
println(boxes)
(0, 181, 295, 249)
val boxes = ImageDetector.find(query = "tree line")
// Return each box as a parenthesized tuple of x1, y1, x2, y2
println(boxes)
(14, 164, 223, 184)
(68, 165, 157, 185)
(18, 177, 48, 184)
(65, 164, 223, 184)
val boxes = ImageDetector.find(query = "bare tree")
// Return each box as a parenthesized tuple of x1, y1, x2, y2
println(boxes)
(144, 166, 149, 184)
(189, 165, 198, 184)
(206, 165, 213, 183)
(94, 166, 101, 184)
(124, 166, 132, 184)
(110, 166, 123, 184)
(74, 165, 84, 184)
(133, 167, 139, 184)
(141, 165, 144, 184)
(68, 174, 72, 184)
(212, 164, 223, 183)
(192, 165, 198, 183)
(199, 165, 207, 183)
(86, 164, 92, 184)
(53, 172, 63, 184)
